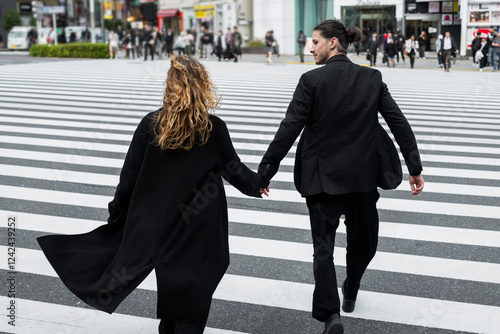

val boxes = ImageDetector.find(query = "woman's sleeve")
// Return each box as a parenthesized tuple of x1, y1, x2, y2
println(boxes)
(216, 119, 269, 198)
(107, 114, 152, 223)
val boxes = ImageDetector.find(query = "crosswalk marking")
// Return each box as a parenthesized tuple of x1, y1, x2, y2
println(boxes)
(1, 248, 499, 334)
(3, 208, 499, 248)
(1, 60, 499, 333)
(0, 297, 248, 334)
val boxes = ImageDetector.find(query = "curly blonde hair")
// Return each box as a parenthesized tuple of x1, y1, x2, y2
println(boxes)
(152, 55, 220, 151)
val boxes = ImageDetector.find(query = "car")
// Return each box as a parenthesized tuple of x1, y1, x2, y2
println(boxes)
(7, 26, 34, 50)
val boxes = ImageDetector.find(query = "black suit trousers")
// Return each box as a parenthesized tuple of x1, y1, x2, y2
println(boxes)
(306, 190, 380, 321)
(144, 44, 154, 60)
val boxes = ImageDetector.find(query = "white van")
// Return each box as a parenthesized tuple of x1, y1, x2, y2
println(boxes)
(7, 26, 33, 50)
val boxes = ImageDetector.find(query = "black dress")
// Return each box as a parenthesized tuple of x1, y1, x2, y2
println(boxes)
(37, 112, 267, 323)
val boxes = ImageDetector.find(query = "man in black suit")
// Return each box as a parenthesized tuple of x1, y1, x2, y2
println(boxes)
(258, 20, 424, 334)
(143, 24, 154, 61)
(366, 31, 379, 66)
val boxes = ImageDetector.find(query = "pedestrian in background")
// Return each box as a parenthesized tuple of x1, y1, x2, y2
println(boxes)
(265, 31, 274, 64)
(108, 30, 119, 59)
(201, 28, 214, 60)
(123, 31, 135, 59)
(134, 29, 143, 59)
(471, 34, 481, 67)
(436, 34, 443, 67)
(184, 30, 194, 55)
(232, 26, 242, 62)
(257, 19, 423, 334)
(153, 27, 163, 60)
(143, 24, 154, 61)
(395, 31, 405, 64)
(405, 34, 418, 68)
(366, 32, 379, 66)
(224, 28, 233, 61)
(440, 32, 458, 72)
(37, 55, 268, 334)
(297, 30, 307, 63)
(165, 28, 174, 57)
(476, 34, 490, 72)
(175, 31, 186, 55)
(117, 25, 125, 49)
(418, 31, 427, 59)
(491, 32, 500, 72)
(190, 26, 198, 56)
(215, 30, 224, 61)
(384, 32, 396, 67)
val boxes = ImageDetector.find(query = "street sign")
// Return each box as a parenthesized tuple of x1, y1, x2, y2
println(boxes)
(34, 13, 44, 20)
(42, 6, 65, 14)
(32, 1, 43, 10)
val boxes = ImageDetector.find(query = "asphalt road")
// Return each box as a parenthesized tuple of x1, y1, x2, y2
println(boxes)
(0, 56, 499, 334)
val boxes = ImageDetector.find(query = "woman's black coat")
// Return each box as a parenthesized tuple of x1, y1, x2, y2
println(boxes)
(37, 112, 266, 322)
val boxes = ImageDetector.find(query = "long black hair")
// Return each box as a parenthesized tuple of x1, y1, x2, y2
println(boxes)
(314, 20, 362, 53)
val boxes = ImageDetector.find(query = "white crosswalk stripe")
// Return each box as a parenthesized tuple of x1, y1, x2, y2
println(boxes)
(0, 59, 499, 334)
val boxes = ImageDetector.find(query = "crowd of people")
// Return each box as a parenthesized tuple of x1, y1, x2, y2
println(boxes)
(107, 24, 244, 62)
(362, 28, 500, 72)
(470, 31, 500, 72)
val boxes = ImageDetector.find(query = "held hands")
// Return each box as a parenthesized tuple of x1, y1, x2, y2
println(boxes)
(259, 186, 270, 197)
(409, 175, 424, 196)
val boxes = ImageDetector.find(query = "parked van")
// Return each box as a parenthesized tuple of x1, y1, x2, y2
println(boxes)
(7, 26, 34, 50)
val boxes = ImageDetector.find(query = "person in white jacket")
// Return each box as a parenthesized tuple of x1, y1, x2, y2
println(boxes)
(405, 35, 419, 68)
(175, 31, 186, 55)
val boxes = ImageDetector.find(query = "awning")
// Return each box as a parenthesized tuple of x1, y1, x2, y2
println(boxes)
(157, 9, 179, 18)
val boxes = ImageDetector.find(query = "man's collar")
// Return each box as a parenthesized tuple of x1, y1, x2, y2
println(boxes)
(326, 54, 351, 65)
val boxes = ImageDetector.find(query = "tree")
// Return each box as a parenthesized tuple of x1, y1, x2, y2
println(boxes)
(1, 9, 22, 31)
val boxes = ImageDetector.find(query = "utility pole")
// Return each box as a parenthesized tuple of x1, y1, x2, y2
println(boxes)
(90, 0, 96, 43)
(32, 1, 43, 45)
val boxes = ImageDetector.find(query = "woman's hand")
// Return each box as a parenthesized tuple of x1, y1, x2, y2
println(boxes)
(259, 186, 270, 197)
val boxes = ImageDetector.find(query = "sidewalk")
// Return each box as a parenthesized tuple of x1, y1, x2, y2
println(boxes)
(238, 51, 483, 71)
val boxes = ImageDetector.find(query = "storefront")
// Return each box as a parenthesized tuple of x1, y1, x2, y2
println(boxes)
(462, 0, 500, 51)
(157, 9, 183, 33)
(335, 0, 402, 50)
(405, 1, 460, 52)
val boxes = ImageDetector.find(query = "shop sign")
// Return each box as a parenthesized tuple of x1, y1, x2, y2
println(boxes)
(194, 5, 215, 19)
(470, 11, 489, 24)
(356, 0, 380, 6)
(429, 2, 440, 13)
(442, 14, 453, 26)
(19, 3, 32, 13)
(492, 11, 500, 23)
(442, 1, 453, 13)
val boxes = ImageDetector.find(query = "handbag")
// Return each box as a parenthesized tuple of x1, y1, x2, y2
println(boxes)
(376, 124, 402, 190)
(382, 53, 388, 63)
(366, 53, 371, 61)
(404, 50, 408, 55)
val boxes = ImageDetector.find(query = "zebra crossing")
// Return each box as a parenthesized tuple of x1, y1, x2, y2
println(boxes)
(0, 58, 499, 334)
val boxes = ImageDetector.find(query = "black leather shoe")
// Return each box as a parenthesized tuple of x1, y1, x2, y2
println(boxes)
(342, 280, 356, 313)
(323, 313, 344, 334)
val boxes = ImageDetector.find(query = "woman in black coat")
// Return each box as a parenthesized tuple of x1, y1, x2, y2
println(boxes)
(37, 55, 269, 334)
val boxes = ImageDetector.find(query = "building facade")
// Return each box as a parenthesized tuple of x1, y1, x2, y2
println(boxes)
(157, 0, 251, 46)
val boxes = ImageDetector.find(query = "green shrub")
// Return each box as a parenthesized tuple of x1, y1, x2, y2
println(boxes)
(247, 39, 265, 48)
(29, 43, 109, 59)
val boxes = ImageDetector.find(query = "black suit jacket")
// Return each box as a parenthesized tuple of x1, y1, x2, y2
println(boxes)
(258, 55, 422, 197)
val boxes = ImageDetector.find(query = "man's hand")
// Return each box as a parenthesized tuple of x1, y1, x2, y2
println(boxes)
(259, 186, 270, 197)
(409, 175, 424, 196)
